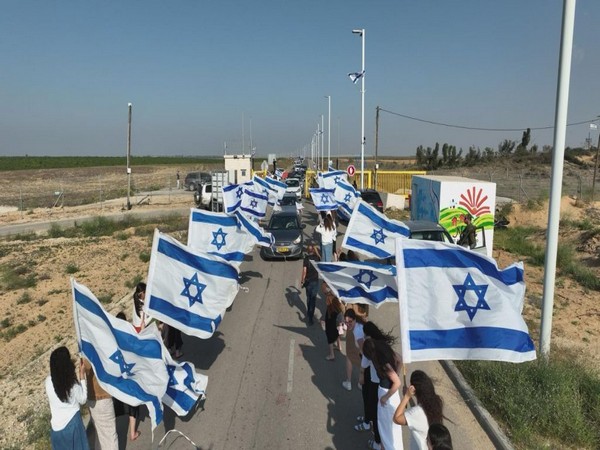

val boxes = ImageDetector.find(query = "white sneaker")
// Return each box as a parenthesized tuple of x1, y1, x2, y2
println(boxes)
(342, 380, 352, 391)
(368, 439, 381, 450)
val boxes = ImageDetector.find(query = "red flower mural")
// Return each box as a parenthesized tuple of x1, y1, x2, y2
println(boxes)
(459, 186, 491, 217)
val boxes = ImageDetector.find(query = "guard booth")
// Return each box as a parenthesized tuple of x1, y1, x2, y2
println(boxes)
(224, 154, 252, 184)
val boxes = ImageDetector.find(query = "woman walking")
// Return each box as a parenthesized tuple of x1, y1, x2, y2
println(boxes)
(45, 346, 90, 450)
(393, 370, 444, 450)
(341, 308, 366, 391)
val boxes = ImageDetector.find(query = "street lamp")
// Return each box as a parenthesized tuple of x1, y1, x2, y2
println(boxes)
(325, 95, 331, 168)
(352, 28, 366, 189)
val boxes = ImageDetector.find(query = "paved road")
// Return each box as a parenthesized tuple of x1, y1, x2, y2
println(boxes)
(3, 197, 497, 449)
(111, 204, 494, 450)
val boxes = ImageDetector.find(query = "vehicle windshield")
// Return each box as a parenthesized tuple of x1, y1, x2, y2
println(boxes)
(269, 215, 299, 230)
(410, 230, 453, 243)
(285, 179, 300, 188)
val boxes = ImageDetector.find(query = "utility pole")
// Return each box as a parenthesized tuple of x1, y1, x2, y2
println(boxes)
(126, 103, 132, 211)
(375, 106, 380, 190)
(592, 131, 600, 202)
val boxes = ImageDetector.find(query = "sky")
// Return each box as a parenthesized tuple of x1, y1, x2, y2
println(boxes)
(1, 1, 599, 159)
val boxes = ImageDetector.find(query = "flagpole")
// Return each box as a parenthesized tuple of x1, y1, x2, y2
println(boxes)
(325, 95, 331, 168)
(352, 29, 366, 189)
(126, 102, 132, 211)
(540, 0, 576, 360)
(321, 114, 325, 170)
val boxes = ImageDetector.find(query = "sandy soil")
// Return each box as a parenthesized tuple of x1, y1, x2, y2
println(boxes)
(0, 165, 599, 447)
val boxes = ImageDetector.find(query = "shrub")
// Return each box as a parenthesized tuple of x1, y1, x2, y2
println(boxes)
(65, 263, 79, 274)
(139, 251, 150, 263)
(0, 263, 37, 291)
(16, 292, 32, 305)
(125, 274, 144, 289)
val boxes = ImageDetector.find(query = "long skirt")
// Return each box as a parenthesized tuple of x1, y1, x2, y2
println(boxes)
(377, 386, 403, 450)
(51, 410, 90, 450)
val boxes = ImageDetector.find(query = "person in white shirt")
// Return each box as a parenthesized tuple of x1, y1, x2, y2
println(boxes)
(45, 346, 89, 450)
(393, 370, 445, 450)
(315, 214, 337, 262)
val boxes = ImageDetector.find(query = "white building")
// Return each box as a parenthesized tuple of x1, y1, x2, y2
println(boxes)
(224, 154, 253, 184)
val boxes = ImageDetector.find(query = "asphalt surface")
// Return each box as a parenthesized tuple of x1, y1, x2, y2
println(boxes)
(2, 195, 509, 449)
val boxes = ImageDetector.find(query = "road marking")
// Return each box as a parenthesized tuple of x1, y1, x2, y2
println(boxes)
(287, 338, 295, 393)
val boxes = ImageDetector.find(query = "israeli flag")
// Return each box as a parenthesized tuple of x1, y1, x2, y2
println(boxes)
(313, 261, 398, 307)
(309, 187, 337, 211)
(72, 279, 168, 430)
(274, 168, 284, 179)
(188, 209, 256, 267)
(223, 183, 250, 214)
(145, 230, 239, 339)
(342, 200, 410, 259)
(234, 210, 274, 247)
(162, 349, 208, 417)
(334, 179, 360, 218)
(396, 239, 536, 363)
(252, 175, 286, 206)
(321, 170, 348, 190)
(240, 187, 269, 218)
(348, 70, 365, 84)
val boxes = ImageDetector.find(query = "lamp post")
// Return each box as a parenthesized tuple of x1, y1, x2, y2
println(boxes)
(321, 114, 325, 170)
(352, 28, 365, 189)
(126, 103, 132, 211)
(325, 95, 331, 168)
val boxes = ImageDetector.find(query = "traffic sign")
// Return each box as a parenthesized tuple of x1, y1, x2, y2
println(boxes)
(347, 165, 356, 176)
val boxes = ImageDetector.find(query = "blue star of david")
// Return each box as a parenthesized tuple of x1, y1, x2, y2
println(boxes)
(344, 193, 352, 202)
(181, 272, 207, 307)
(370, 228, 386, 245)
(321, 193, 330, 203)
(109, 350, 135, 377)
(250, 199, 258, 209)
(166, 364, 178, 386)
(211, 227, 227, 250)
(453, 273, 490, 321)
(353, 269, 378, 289)
(334, 176, 341, 183)
(236, 187, 244, 199)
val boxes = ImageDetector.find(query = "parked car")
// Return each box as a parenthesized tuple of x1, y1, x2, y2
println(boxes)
(359, 189, 384, 213)
(260, 210, 305, 260)
(404, 220, 454, 243)
(193, 183, 212, 209)
(184, 171, 211, 191)
(285, 178, 302, 201)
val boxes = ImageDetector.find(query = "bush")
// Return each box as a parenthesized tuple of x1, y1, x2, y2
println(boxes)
(65, 263, 79, 274)
(456, 357, 600, 448)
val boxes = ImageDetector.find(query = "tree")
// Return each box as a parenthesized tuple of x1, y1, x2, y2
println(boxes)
(498, 139, 516, 157)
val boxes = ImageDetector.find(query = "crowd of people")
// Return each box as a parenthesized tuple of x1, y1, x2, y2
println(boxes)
(302, 211, 454, 450)
(45, 281, 186, 450)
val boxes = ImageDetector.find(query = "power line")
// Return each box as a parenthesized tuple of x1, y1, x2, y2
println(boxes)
(378, 107, 597, 132)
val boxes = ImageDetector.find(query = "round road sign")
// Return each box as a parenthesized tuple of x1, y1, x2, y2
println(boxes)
(347, 165, 356, 176)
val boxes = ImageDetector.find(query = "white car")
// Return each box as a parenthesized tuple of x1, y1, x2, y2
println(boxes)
(284, 178, 302, 201)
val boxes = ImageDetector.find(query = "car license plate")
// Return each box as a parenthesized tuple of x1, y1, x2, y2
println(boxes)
(277, 246, 289, 253)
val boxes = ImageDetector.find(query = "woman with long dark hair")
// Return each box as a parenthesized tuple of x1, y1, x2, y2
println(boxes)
(315, 213, 337, 262)
(341, 308, 366, 391)
(321, 282, 345, 360)
(132, 282, 147, 333)
(394, 369, 444, 450)
(355, 322, 397, 450)
(369, 338, 403, 449)
(45, 346, 89, 450)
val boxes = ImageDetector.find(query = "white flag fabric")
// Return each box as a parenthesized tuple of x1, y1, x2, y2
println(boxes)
(321, 170, 348, 190)
(309, 187, 337, 211)
(162, 350, 208, 417)
(313, 261, 398, 307)
(188, 208, 272, 266)
(396, 239, 536, 363)
(590, 123, 598, 130)
(72, 279, 168, 430)
(240, 187, 269, 218)
(342, 200, 410, 259)
(348, 70, 365, 84)
(223, 183, 249, 214)
(145, 230, 239, 339)
(254, 175, 287, 204)
(334, 179, 360, 218)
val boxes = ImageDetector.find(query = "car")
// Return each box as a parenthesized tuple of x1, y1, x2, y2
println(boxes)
(193, 183, 212, 209)
(359, 189, 384, 213)
(260, 210, 306, 260)
(273, 193, 301, 215)
(184, 171, 211, 191)
(404, 220, 454, 243)
(284, 178, 303, 201)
